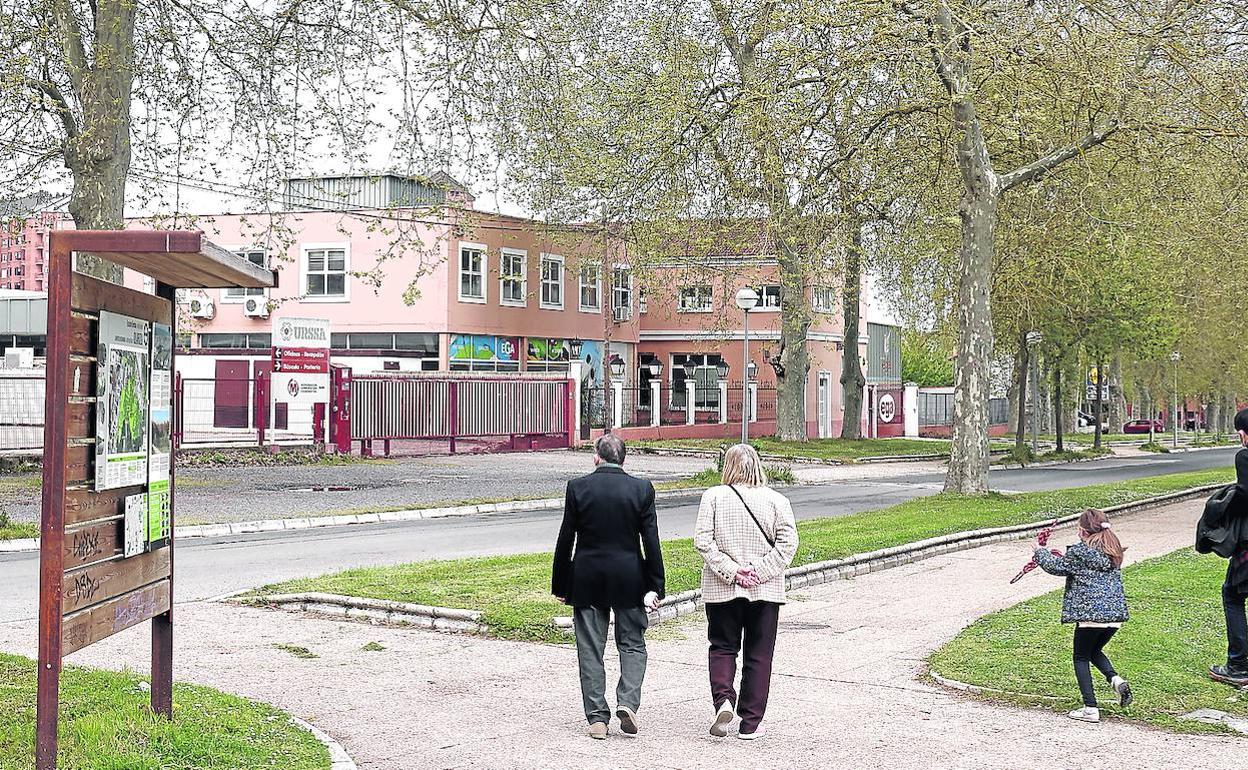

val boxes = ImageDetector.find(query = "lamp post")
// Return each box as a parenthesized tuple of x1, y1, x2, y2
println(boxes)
(1025, 331, 1042, 453)
(734, 288, 760, 443)
(1170, 351, 1181, 448)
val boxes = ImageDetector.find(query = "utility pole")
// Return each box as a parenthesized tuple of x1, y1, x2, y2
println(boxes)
(1170, 351, 1181, 448)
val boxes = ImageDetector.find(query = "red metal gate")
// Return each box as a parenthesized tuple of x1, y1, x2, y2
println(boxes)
(348, 373, 572, 455)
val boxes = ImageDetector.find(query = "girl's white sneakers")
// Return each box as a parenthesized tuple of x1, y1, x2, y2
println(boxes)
(1068, 706, 1101, 723)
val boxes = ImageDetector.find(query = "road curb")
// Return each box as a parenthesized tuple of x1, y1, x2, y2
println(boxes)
(251, 484, 1220, 637)
(634, 446, 965, 466)
(237, 592, 487, 633)
(290, 716, 359, 770)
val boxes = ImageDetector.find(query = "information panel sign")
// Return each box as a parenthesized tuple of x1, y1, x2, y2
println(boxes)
(148, 324, 173, 549)
(94, 312, 152, 490)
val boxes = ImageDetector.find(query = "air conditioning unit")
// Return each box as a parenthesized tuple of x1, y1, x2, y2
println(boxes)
(187, 296, 215, 319)
(612, 306, 632, 323)
(243, 297, 270, 318)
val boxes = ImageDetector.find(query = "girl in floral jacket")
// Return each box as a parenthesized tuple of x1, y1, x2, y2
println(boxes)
(1033, 508, 1132, 723)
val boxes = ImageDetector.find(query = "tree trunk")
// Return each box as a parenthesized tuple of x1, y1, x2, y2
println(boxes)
(1093, 359, 1105, 449)
(59, 0, 137, 283)
(839, 228, 866, 440)
(774, 242, 811, 442)
(1226, 391, 1239, 434)
(1039, 361, 1053, 433)
(1108, 354, 1126, 434)
(1054, 367, 1065, 453)
(944, 183, 997, 493)
(1013, 333, 1029, 451)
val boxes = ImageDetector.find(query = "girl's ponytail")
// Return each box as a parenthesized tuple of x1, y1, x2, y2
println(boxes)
(1079, 508, 1125, 568)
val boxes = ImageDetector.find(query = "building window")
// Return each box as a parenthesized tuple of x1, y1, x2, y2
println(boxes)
(305, 247, 347, 298)
(540, 254, 564, 309)
(225, 250, 267, 300)
(458, 243, 486, 302)
(678, 286, 713, 313)
(612, 267, 632, 318)
(499, 249, 527, 306)
(198, 333, 272, 349)
(579, 265, 601, 312)
(756, 284, 782, 310)
(813, 286, 837, 313)
(671, 353, 723, 410)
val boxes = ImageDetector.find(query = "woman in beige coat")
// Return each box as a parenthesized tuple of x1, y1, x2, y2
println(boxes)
(694, 443, 799, 740)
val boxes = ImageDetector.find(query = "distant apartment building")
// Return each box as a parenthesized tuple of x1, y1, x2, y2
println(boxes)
(0, 195, 68, 292)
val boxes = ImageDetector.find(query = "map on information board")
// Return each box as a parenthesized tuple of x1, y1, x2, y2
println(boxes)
(95, 311, 152, 491)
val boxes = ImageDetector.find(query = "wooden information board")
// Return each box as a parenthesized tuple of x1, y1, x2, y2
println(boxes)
(35, 230, 274, 770)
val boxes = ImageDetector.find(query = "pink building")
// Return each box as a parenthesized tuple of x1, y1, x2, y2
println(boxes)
(0, 198, 67, 292)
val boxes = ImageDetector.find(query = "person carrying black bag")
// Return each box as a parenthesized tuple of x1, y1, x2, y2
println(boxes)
(1197, 408, 1248, 686)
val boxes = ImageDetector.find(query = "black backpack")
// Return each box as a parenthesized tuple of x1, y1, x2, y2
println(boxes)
(1196, 484, 1247, 558)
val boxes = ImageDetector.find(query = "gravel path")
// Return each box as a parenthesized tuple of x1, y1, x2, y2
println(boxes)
(1, 498, 1239, 768)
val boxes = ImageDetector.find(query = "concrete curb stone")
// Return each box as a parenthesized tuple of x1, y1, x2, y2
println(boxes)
(289, 716, 359, 770)
(246, 484, 1221, 637)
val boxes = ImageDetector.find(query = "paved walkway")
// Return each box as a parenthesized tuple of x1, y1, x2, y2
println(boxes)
(1, 498, 1240, 768)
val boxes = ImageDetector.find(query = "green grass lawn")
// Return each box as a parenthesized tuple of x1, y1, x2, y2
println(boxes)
(254, 467, 1232, 643)
(929, 550, 1248, 734)
(0, 653, 329, 769)
(635, 437, 954, 462)
(0, 520, 38, 540)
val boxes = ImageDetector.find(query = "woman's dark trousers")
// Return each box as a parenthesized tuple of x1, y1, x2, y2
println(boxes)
(1223, 572, 1248, 672)
(706, 598, 780, 733)
(1073, 626, 1119, 707)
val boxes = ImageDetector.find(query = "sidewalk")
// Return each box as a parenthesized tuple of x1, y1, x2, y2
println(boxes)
(0, 498, 1236, 768)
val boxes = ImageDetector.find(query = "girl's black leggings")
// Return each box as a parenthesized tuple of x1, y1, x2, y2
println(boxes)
(1073, 626, 1119, 707)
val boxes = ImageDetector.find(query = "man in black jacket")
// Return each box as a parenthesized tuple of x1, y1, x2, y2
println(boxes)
(1211, 408, 1248, 686)
(552, 433, 665, 739)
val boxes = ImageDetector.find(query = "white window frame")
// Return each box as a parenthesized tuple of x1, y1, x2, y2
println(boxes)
(540, 253, 565, 310)
(578, 264, 602, 313)
(813, 285, 837, 313)
(499, 248, 528, 307)
(611, 265, 633, 316)
(458, 242, 488, 304)
(300, 243, 351, 303)
(677, 285, 713, 313)
(755, 284, 782, 312)
(221, 247, 270, 303)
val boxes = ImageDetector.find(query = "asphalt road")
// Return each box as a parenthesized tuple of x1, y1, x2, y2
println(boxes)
(0, 448, 1235, 624)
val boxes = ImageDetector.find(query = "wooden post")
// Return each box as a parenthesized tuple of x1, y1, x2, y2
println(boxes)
(35, 236, 72, 770)
(152, 283, 176, 719)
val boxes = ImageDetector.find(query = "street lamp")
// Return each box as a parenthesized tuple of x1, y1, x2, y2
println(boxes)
(609, 354, 625, 378)
(734, 287, 761, 443)
(1170, 351, 1181, 448)
(1025, 331, 1042, 453)
(681, 357, 697, 379)
(716, 360, 730, 381)
(647, 360, 662, 378)
(747, 361, 758, 382)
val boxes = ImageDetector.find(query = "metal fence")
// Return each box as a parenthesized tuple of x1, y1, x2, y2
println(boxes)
(351, 374, 571, 454)
(586, 382, 778, 431)
(918, 390, 1009, 428)
(0, 372, 44, 451)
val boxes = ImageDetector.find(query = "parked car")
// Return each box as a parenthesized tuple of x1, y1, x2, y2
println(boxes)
(1123, 419, 1165, 435)
(1077, 410, 1107, 429)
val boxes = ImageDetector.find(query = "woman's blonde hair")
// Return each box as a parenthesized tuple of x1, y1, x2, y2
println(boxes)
(721, 443, 768, 487)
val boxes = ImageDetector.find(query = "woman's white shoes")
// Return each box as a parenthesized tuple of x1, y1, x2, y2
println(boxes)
(709, 702, 734, 737)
